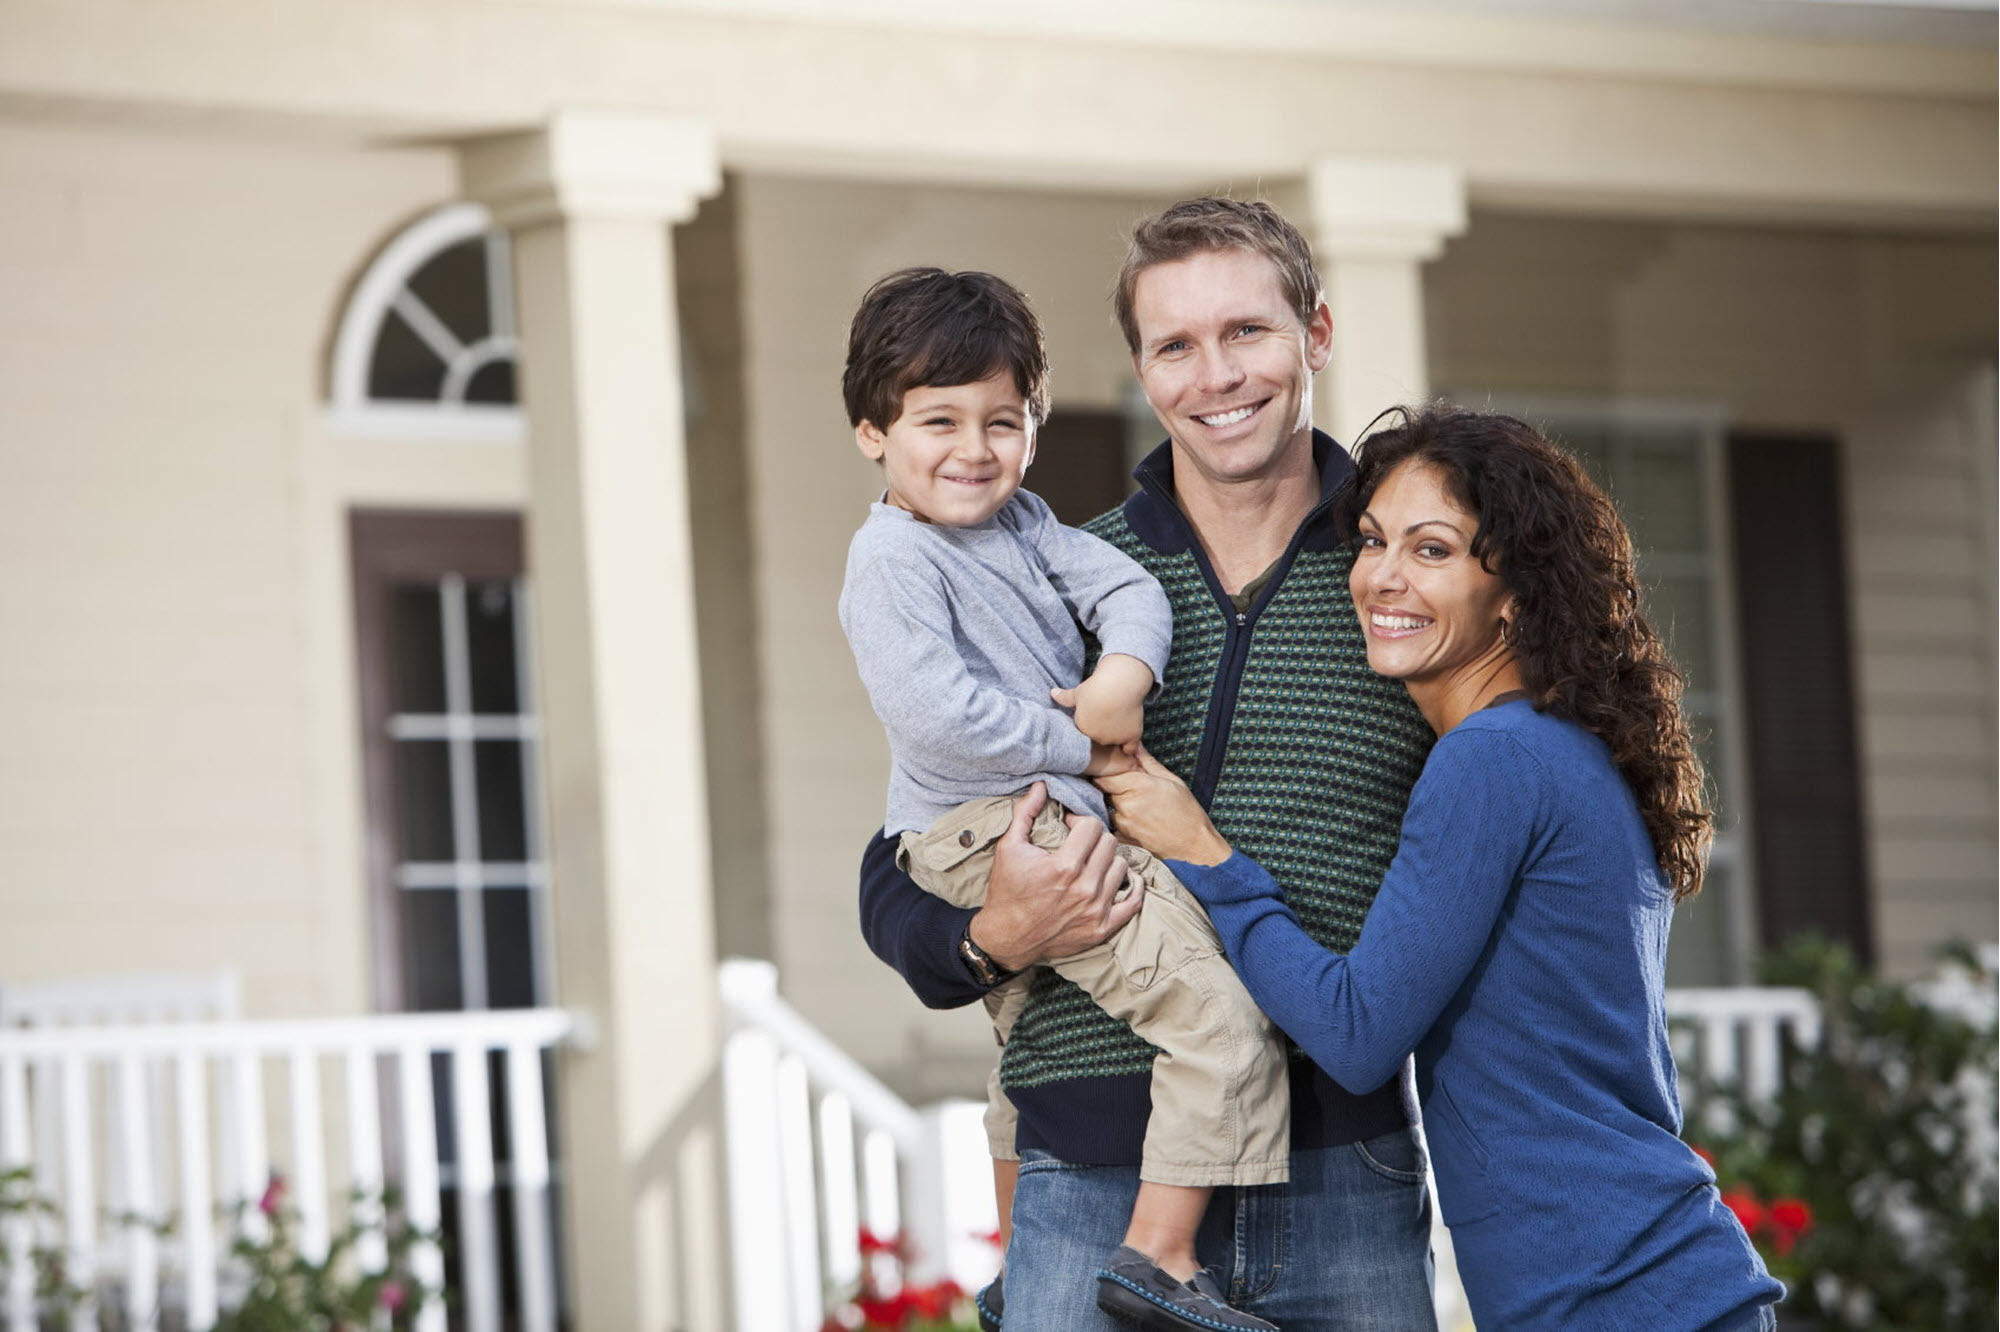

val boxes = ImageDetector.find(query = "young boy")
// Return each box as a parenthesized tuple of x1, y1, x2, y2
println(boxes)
(837, 267, 1288, 1332)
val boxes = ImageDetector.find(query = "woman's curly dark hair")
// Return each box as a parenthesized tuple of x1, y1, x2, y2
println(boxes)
(1337, 404, 1713, 900)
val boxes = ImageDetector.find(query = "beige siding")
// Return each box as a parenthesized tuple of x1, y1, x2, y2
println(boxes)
(1429, 212, 1998, 978)
(0, 121, 453, 1016)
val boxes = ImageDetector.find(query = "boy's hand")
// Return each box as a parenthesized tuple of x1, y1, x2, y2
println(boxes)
(1084, 741, 1140, 778)
(1050, 653, 1154, 747)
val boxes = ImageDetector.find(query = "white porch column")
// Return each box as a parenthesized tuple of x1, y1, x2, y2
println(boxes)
(1300, 157, 1467, 447)
(458, 110, 724, 1332)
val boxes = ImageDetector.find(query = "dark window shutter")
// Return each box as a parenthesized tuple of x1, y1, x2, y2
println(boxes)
(1725, 432, 1873, 965)
(1031, 410, 1133, 527)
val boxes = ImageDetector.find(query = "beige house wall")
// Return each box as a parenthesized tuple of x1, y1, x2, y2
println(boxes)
(0, 120, 455, 1016)
(1428, 212, 1998, 978)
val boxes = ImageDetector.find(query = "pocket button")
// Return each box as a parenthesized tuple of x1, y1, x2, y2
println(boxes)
(958, 829, 976, 847)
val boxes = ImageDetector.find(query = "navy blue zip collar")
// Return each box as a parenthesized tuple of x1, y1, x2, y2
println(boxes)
(1119, 429, 1358, 555)
(1115, 429, 1360, 805)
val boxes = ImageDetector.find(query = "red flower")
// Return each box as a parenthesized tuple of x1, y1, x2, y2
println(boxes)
(1721, 1188, 1765, 1235)
(857, 1227, 900, 1256)
(855, 1291, 916, 1328)
(257, 1174, 286, 1218)
(1769, 1198, 1812, 1233)
(905, 1280, 962, 1318)
(1689, 1144, 1716, 1169)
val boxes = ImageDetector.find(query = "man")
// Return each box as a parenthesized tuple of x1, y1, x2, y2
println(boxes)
(858, 197, 1439, 1329)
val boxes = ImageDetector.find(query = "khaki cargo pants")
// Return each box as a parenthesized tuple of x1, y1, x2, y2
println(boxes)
(897, 794, 1290, 1188)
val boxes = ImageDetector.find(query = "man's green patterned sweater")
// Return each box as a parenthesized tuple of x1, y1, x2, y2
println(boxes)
(857, 432, 1434, 1163)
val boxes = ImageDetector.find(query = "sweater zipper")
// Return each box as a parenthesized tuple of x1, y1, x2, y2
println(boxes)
(1139, 470, 1341, 806)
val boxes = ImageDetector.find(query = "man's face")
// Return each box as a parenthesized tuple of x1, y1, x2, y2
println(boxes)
(1130, 247, 1332, 493)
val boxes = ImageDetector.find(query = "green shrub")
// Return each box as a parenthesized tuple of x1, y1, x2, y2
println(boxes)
(1691, 938, 1997, 1331)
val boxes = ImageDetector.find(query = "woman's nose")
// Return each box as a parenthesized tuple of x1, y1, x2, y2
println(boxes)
(1364, 551, 1408, 595)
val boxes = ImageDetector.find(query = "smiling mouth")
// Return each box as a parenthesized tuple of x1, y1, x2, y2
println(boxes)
(941, 475, 994, 486)
(1371, 611, 1432, 634)
(1193, 403, 1260, 428)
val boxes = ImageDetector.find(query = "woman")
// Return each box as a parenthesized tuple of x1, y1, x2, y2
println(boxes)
(1101, 406, 1783, 1331)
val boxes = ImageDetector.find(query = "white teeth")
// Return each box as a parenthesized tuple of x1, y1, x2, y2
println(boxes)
(1373, 614, 1429, 631)
(1196, 405, 1255, 427)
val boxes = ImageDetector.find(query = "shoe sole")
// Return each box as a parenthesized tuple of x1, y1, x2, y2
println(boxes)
(1095, 1273, 1258, 1332)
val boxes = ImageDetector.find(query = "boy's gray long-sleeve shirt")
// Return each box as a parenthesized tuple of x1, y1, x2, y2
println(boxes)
(839, 490, 1172, 835)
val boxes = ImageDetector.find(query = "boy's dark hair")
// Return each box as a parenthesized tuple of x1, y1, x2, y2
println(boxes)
(843, 267, 1051, 429)
(1113, 196, 1322, 354)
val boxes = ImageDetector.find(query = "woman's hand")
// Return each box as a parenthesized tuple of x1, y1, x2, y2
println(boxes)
(1095, 744, 1234, 866)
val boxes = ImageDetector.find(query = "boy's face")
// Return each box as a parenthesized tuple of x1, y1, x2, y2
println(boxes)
(855, 371, 1035, 527)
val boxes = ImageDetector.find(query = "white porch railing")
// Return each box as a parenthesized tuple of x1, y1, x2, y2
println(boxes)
(716, 970, 1854, 1332)
(0, 1008, 580, 1332)
(719, 959, 995, 1332)
(1664, 985, 1823, 1111)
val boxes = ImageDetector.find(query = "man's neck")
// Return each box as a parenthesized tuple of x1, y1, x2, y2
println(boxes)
(1172, 436, 1322, 596)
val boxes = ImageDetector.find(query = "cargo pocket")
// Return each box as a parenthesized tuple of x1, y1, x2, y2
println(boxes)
(895, 796, 1019, 907)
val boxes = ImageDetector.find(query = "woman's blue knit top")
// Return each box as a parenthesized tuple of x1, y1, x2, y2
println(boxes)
(1172, 700, 1782, 1330)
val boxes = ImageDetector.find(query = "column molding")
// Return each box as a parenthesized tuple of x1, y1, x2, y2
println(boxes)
(460, 108, 720, 230)
(1297, 156, 1467, 445)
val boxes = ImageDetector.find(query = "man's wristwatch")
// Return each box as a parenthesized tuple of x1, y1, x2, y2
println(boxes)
(957, 924, 1019, 988)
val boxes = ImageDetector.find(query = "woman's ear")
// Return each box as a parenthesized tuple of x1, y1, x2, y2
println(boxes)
(855, 421, 887, 462)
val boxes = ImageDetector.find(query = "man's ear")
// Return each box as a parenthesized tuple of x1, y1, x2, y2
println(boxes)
(855, 420, 887, 461)
(1305, 299, 1334, 374)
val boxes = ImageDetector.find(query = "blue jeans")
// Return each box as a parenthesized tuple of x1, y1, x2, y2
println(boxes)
(1005, 1131, 1437, 1330)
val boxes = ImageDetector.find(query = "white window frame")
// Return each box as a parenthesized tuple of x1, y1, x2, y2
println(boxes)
(325, 202, 525, 443)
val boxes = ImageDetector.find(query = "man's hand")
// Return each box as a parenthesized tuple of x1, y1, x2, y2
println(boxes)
(967, 782, 1142, 971)
(1050, 653, 1153, 747)
(1083, 741, 1140, 778)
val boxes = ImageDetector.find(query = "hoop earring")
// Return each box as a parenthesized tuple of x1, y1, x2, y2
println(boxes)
(1498, 618, 1514, 647)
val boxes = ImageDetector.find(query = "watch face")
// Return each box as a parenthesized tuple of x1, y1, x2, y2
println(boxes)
(960, 935, 998, 984)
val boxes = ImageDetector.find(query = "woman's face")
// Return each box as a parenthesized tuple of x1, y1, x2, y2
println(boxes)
(1349, 459, 1516, 696)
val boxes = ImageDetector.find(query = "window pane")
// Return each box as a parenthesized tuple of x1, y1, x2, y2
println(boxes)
(1647, 575, 1715, 684)
(403, 892, 463, 1011)
(465, 581, 521, 713)
(368, 307, 448, 402)
(475, 741, 529, 862)
(1622, 441, 1707, 552)
(464, 360, 518, 406)
(395, 740, 456, 861)
(390, 584, 447, 713)
(407, 237, 492, 349)
(1667, 859, 1734, 987)
(483, 887, 537, 1010)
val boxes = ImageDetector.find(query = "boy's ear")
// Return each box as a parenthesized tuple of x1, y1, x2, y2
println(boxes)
(854, 420, 888, 462)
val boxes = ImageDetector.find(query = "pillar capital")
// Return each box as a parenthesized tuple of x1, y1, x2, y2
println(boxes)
(458, 108, 721, 230)
(1304, 156, 1467, 261)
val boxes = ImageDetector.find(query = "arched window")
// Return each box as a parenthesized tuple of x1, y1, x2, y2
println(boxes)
(328, 203, 523, 439)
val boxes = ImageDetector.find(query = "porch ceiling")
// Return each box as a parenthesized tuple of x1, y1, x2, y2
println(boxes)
(0, 0, 1991, 228)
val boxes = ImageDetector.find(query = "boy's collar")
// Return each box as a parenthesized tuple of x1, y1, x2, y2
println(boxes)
(1122, 429, 1356, 554)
